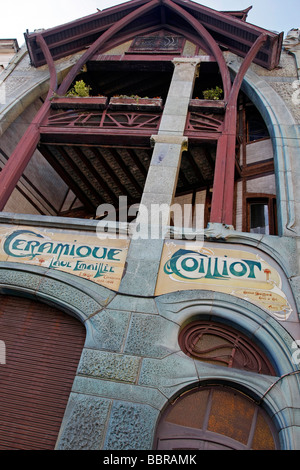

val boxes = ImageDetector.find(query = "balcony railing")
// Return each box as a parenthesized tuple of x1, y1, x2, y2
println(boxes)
(41, 96, 163, 139)
(45, 109, 162, 131)
(41, 96, 225, 142)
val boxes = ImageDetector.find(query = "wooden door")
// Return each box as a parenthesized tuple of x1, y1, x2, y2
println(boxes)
(0, 295, 85, 449)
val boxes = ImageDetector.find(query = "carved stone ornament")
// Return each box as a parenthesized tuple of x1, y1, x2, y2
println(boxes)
(283, 28, 300, 52)
(178, 320, 276, 375)
(204, 222, 235, 239)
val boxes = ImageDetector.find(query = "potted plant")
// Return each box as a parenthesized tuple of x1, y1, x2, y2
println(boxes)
(66, 79, 92, 97)
(50, 80, 108, 110)
(202, 86, 223, 100)
(108, 95, 163, 111)
(189, 86, 225, 112)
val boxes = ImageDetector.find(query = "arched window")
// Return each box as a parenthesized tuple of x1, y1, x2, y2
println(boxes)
(247, 196, 277, 235)
(154, 386, 279, 450)
(178, 320, 276, 376)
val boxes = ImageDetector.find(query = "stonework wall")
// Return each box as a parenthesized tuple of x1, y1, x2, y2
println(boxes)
(245, 138, 273, 165)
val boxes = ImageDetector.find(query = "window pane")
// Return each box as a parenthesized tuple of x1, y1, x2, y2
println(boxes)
(250, 203, 269, 234)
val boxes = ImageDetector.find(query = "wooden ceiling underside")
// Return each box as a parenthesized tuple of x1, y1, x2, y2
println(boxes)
(38, 143, 216, 217)
(83, 66, 174, 100)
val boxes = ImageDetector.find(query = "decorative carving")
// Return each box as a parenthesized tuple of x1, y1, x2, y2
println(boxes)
(131, 35, 184, 53)
(205, 222, 236, 239)
(46, 109, 161, 131)
(283, 29, 300, 52)
(150, 134, 188, 151)
(186, 111, 224, 134)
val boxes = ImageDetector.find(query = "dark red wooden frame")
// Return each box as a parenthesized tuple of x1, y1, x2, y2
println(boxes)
(0, 0, 278, 227)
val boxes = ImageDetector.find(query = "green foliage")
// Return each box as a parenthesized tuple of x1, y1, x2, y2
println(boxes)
(202, 86, 223, 100)
(66, 80, 91, 97)
(113, 94, 149, 100)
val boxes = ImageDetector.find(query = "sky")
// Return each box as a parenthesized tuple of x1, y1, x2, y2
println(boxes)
(1, 0, 299, 47)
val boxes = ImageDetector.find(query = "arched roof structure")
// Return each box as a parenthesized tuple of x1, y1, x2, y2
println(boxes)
(0, 0, 285, 224)
(25, 0, 282, 71)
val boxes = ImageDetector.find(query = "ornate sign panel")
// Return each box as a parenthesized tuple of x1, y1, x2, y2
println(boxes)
(0, 226, 129, 291)
(130, 35, 184, 53)
(155, 240, 294, 321)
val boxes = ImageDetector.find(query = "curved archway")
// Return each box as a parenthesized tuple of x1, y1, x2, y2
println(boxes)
(154, 385, 279, 450)
(155, 289, 298, 449)
(156, 289, 296, 375)
(0, 294, 86, 449)
(229, 63, 299, 236)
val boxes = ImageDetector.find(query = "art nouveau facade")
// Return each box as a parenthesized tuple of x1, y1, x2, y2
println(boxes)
(0, 0, 299, 450)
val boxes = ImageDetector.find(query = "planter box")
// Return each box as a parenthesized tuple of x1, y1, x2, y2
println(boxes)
(189, 99, 226, 113)
(108, 97, 163, 112)
(50, 96, 108, 110)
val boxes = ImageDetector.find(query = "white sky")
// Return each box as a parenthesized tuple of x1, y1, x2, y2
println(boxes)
(1, 0, 299, 47)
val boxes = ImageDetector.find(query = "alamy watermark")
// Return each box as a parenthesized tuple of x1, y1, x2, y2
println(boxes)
(0, 340, 6, 364)
(96, 197, 205, 240)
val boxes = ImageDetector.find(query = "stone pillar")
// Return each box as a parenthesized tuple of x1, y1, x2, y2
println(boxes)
(118, 58, 200, 296)
(141, 57, 200, 220)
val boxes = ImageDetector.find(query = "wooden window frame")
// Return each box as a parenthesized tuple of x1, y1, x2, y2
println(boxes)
(245, 194, 277, 235)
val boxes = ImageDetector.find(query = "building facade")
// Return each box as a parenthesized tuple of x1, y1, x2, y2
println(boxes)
(0, 0, 299, 450)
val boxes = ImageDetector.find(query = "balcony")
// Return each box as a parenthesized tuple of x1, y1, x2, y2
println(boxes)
(36, 96, 222, 219)
(40, 96, 226, 146)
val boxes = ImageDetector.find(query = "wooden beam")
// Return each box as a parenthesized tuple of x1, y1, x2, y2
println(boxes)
(57, 147, 104, 206)
(57, 0, 160, 97)
(107, 148, 144, 195)
(210, 33, 268, 226)
(187, 151, 206, 187)
(0, 35, 57, 210)
(89, 147, 134, 203)
(126, 148, 148, 178)
(72, 146, 119, 205)
(40, 146, 96, 213)
(242, 160, 274, 178)
(163, 0, 231, 100)
(0, 146, 58, 215)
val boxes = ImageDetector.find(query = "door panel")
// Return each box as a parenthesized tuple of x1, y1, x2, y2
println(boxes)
(155, 387, 278, 450)
(0, 295, 85, 450)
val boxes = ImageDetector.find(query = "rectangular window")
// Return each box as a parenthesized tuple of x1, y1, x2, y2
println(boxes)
(246, 196, 277, 235)
(250, 202, 269, 234)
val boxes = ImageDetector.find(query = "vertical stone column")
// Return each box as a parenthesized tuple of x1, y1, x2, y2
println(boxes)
(140, 57, 200, 227)
(119, 58, 199, 296)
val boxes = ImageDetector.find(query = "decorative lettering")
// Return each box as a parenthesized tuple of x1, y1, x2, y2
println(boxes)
(1, 229, 128, 289)
(163, 249, 262, 281)
(4, 230, 122, 263)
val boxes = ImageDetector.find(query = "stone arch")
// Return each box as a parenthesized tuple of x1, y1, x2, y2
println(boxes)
(154, 289, 299, 450)
(156, 289, 297, 376)
(0, 48, 76, 138)
(0, 261, 116, 348)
